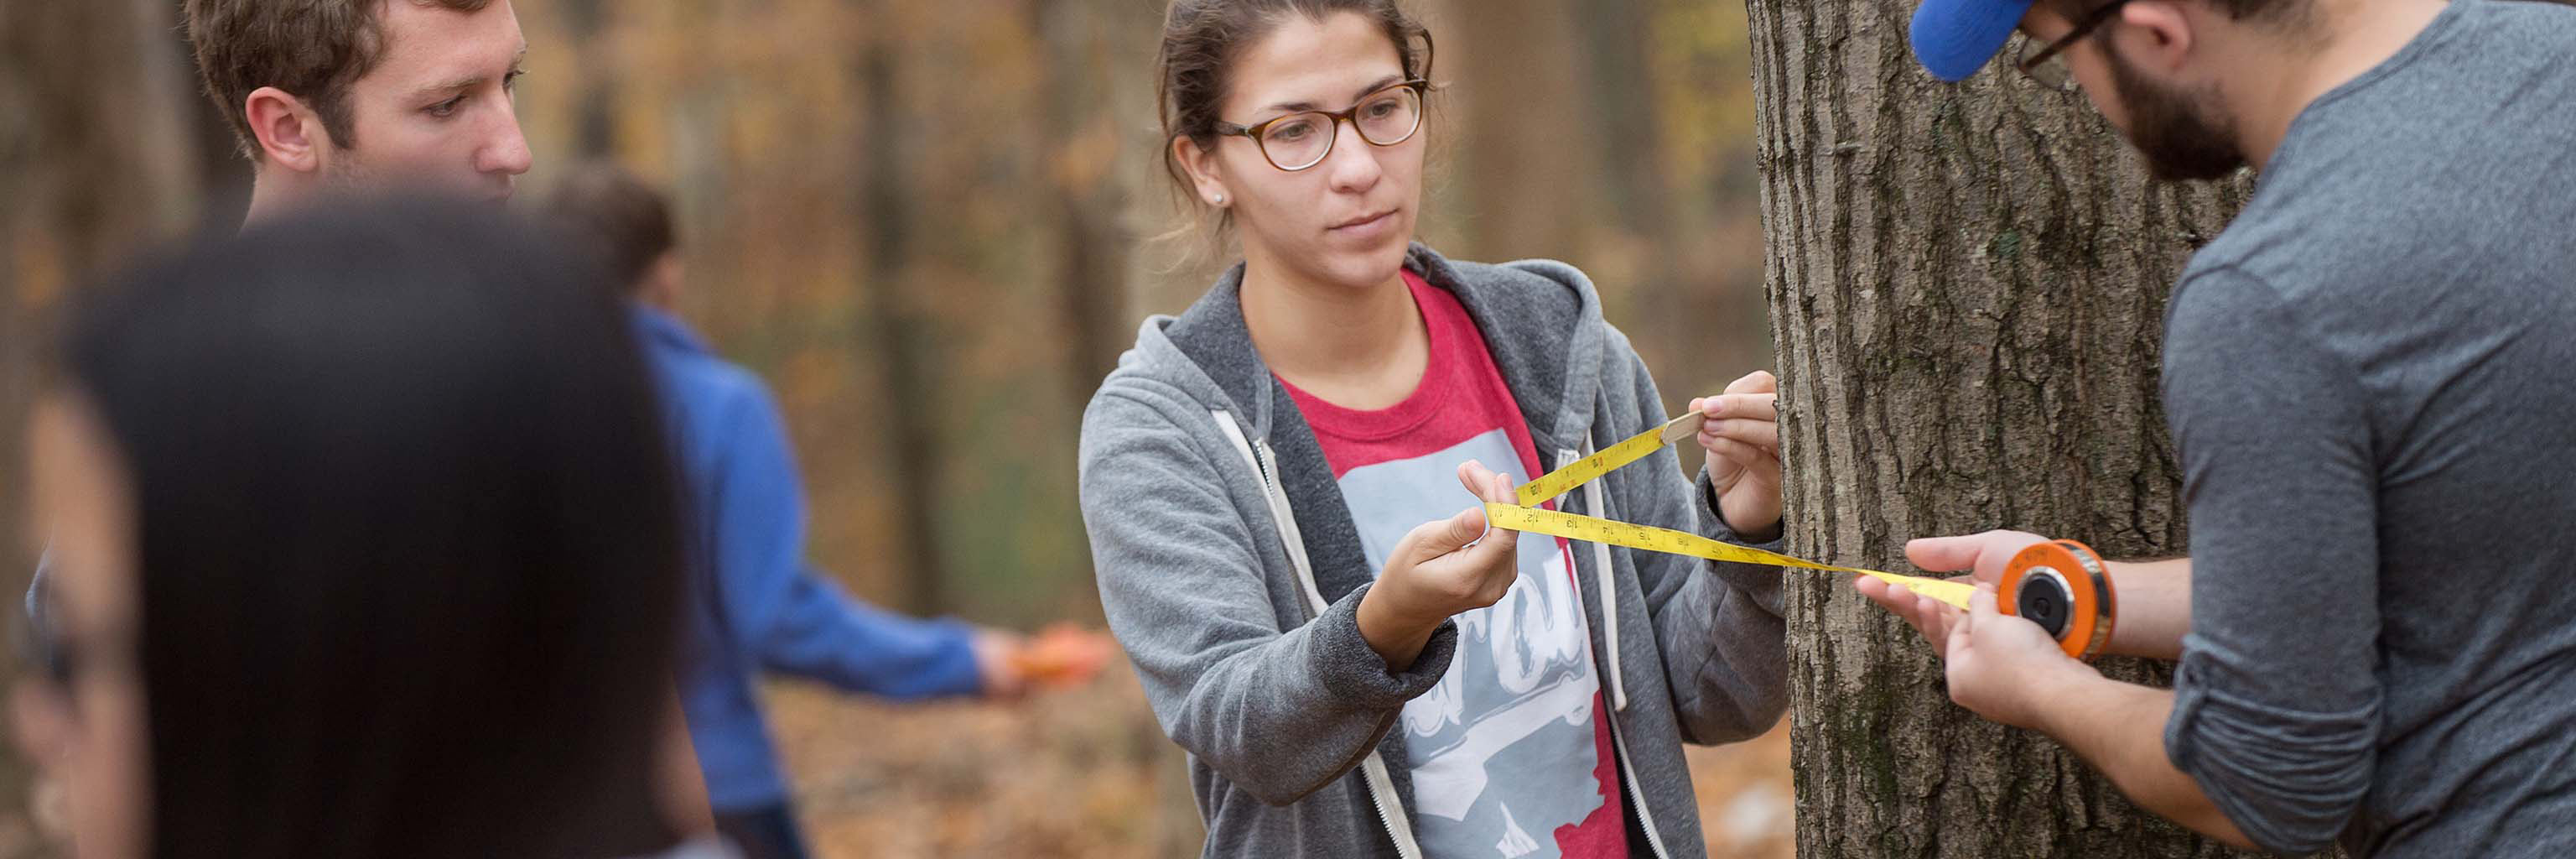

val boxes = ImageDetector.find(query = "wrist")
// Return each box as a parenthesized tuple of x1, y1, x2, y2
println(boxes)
(1726, 508, 1784, 543)
(1703, 476, 1783, 542)
(1363, 580, 1446, 637)
(969, 630, 1028, 698)
(2023, 659, 2111, 736)
(1356, 583, 1445, 669)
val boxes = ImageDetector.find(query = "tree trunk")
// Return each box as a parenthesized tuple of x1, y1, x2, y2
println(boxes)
(1445, 0, 1587, 261)
(1742, 1, 2283, 856)
(1573, 0, 1672, 232)
(2, 0, 200, 852)
(0, 0, 200, 605)
(854, 18, 950, 614)
(560, 0, 616, 159)
(1569, 0, 1698, 387)
(1032, 0, 1131, 412)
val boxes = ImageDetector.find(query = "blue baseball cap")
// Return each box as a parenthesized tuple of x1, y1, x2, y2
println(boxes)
(1909, 0, 2038, 82)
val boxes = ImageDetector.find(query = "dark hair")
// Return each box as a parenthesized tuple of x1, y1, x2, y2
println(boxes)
(61, 198, 686, 859)
(1155, 0, 1434, 247)
(186, 0, 495, 158)
(541, 163, 678, 297)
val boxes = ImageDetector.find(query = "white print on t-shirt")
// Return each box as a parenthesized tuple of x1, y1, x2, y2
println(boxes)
(1338, 430, 1607, 859)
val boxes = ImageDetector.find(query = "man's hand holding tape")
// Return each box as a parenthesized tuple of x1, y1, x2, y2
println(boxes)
(1856, 538, 2241, 845)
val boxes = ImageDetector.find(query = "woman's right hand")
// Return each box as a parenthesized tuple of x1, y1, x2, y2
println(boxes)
(1354, 461, 1523, 669)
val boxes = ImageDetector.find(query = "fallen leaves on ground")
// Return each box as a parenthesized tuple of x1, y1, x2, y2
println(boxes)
(765, 657, 1794, 858)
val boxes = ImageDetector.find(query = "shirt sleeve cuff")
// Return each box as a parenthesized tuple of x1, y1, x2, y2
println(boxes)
(2163, 640, 2377, 854)
(1697, 466, 1789, 617)
(1305, 582, 1459, 711)
(919, 617, 989, 697)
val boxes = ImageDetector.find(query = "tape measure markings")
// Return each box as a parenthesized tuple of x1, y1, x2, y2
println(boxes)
(1505, 413, 1972, 611)
(1514, 413, 1706, 508)
(1500, 411, 2116, 660)
(1485, 502, 1976, 610)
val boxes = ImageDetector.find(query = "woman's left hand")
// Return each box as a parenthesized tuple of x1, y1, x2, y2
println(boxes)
(1689, 370, 1782, 540)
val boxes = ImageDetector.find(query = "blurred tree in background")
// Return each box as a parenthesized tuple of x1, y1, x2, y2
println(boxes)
(0, 1, 1784, 856)
(1, 1, 204, 854)
(505, 0, 1773, 628)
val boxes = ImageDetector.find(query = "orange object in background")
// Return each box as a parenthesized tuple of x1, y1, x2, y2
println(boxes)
(1010, 624, 1117, 688)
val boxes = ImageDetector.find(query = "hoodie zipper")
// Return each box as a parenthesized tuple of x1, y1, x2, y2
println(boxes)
(1210, 410, 1423, 859)
(1608, 711, 1676, 859)
(1567, 445, 1630, 714)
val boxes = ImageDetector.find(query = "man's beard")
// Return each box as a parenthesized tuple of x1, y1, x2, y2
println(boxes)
(319, 148, 509, 205)
(2105, 48, 2246, 182)
(322, 147, 378, 194)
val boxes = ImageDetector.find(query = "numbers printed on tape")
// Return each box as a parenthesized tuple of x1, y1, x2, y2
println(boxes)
(1504, 413, 1975, 611)
(1504, 412, 2120, 659)
(1483, 502, 1976, 609)
(1514, 413, 1707, 507)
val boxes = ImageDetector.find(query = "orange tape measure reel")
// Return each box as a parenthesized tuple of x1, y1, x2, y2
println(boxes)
(1998, 540, 2117, 662)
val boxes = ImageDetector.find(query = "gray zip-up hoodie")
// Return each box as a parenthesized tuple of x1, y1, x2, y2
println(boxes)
(1078, 245, 1788, 858)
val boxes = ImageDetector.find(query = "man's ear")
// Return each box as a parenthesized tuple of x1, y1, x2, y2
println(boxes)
(643, 253, 684, 311)
(2111, 2, 2197, 75)
(1171, 135, 1232, 209)
(243, 86, 329, 172)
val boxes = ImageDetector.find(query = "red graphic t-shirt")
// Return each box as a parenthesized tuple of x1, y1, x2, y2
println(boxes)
(1281, 270, 1626, 858)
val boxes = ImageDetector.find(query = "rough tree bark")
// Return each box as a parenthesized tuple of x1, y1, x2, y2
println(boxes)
(1741, 1, 2289, 857)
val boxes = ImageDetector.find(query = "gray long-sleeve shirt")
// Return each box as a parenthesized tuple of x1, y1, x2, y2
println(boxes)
(2157, 2, 2576, 855)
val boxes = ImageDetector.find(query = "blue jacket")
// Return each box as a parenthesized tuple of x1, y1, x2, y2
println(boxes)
(636, 307, 982, 811)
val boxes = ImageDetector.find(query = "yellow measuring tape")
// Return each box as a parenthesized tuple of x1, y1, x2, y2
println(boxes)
(1488, 413, 1977, 610)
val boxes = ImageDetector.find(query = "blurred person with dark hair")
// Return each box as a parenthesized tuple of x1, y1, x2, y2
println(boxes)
(21, 0, 553, 650)
(10, 199, 726, 859)
(15, 5, 728, 841)
(541, 163, 1110, 859)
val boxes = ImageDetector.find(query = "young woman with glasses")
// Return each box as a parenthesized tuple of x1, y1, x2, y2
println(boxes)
(1078, 2, 1791, 856)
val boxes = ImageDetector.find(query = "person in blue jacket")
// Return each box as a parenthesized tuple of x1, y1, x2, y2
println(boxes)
(541, 164, 1057, 859)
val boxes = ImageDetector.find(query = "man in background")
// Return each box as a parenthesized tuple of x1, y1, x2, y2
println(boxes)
(543, 164, 1109, 859)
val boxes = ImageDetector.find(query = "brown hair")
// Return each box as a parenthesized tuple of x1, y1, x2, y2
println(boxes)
(540, 163, 677, 297)
(1154, 0, 1434, 252)
(186, 0, 494, 159)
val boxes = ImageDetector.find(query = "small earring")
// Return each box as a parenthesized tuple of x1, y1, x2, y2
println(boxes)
(1212, 194, 1226, 206)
